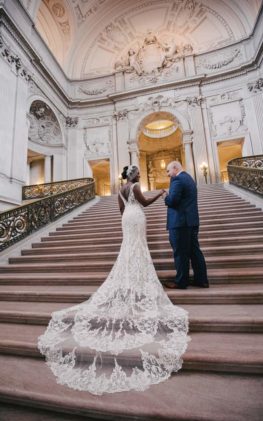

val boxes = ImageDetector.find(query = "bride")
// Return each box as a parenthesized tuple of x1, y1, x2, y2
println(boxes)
(38, 165, 190, 395)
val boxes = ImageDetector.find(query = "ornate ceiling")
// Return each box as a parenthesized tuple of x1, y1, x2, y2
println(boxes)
(20, 0, 262, 79)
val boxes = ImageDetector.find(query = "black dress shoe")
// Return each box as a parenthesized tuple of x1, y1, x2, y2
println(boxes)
(163, 281, 187, 289)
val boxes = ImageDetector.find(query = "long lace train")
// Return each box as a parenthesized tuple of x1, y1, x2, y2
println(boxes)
(38, 183, 190, 395)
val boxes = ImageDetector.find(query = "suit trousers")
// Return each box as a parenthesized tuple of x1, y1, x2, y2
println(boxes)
(169, 226, 208, 288)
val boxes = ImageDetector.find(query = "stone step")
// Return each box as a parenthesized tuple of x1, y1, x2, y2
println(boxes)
(22, 238, 263, 255)
(0, 323, 261, 375)
(3, 254, 263, 272)
(57, 215, 263, 232)
(0, 354, 262, 421)
(65, 210, 262, 226)
(0, 302, 262, 332)
(0, 268, 261, 286)
(31, 234, 263, 249)
(11, 244, 263, 266)
(45, 225, 263, 241)
(76, 205, 259, 222)
(0, 284, 262, 305)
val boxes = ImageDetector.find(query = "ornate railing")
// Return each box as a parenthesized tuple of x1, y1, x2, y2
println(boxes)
(0, 179, 95, 252)
(227, 155, 263, 196)
(22, 178, 94, 200)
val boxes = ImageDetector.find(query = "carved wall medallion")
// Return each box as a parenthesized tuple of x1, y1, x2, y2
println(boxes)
(83, 127, 111, 158)
(28, 100, 63, 145)
(208, 99, 247, 138)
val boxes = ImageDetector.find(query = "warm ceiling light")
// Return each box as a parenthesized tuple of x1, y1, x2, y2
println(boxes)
(143, 120, 177, 139)
(160, 159, 166, 169)
(146, 120, 174, 130)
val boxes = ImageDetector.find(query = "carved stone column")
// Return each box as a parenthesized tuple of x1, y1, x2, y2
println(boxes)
(127, 140, 139, 168)
(182, 131, 195, 179)
(44, 155, 52, 183)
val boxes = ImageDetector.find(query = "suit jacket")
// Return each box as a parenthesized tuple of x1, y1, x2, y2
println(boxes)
(164, 171, 199, 229)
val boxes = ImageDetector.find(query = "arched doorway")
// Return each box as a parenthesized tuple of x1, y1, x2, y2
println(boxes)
(138, 112, 184, 191)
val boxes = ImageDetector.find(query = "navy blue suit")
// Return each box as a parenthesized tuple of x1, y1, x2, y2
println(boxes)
(165, 171, 208, 288)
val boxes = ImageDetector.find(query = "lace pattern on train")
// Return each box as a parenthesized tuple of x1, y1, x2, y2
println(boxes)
(38, 182, 190, 395)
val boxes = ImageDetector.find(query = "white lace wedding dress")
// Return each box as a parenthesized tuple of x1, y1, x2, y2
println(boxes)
(38, 183, 190, 395)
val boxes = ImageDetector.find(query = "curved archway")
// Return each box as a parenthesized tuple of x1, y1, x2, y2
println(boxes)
(136, 111, 184, 191)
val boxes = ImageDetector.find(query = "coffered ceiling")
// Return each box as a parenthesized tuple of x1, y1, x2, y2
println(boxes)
(20, 0, 262, 79)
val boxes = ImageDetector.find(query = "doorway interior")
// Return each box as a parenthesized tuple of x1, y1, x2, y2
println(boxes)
(217, 138, 244, 182)
(138, 112, 183, 191)
(89, 159, 111, 196)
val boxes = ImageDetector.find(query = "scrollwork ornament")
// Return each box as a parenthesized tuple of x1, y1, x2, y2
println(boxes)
(65, 117, 79, 128)
(0, 33, 31, 81)
(248, 78, 263, 93)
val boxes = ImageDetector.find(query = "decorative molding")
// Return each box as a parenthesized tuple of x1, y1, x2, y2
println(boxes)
(185, 96, 203, 106)
(84, 116, 111, 128)
(78, 78, 114, 96)
(248, 78, 263, 93)
(0, 33, 31, 81)
(113, 110, 128, 121)
(196, 48, 242, 72)
(65, 116, 78, 128)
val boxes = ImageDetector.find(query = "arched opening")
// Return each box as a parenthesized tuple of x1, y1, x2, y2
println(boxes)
(89, 159, 111, 196)
(216, 138, 244, 182)
(138, 112, 184, 191)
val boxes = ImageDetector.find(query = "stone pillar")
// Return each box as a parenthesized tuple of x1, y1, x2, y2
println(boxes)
(44, 155, 52, 183)
(182, 131, 195, 179)
(127, 140, 139, 168)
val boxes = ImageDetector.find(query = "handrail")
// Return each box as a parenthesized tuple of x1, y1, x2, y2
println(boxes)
(22, 178, 94, 200)
(227, 155, 263, 196)
(0, 179, 95, 252)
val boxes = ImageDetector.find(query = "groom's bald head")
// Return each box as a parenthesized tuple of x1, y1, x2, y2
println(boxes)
(167, 161, 182, 177)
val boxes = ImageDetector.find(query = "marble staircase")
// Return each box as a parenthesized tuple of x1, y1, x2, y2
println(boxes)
(0, 184, 262, 420)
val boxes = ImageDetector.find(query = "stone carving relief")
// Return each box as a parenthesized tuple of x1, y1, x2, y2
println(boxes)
(83, 127, 111, 158)
(208, 100, 247, 138)
(28, 100, 62, 145)
(196, 47, 243, 73)
(185, 96, 203, 107)
(78, 78, 114, 97)
(113, 110, 129, 121)
(65, 117, 78, 128)
(43, 0, 70, 36)
(0, 33, 31, 81)
(248, 78, 263, 93)
(114, 32, 190, 77)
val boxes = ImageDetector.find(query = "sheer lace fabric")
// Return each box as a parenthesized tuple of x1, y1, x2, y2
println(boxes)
(38, 183, 190, 395)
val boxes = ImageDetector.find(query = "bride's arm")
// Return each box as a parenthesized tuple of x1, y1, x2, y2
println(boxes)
(133, 184, 163, 207)
(118, 194, 125, 214)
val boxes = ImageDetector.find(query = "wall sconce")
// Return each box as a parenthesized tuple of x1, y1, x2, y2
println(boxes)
(118, 174, 123, 186)
(200, 162, 208, 184)
(160, 159, 166, 169)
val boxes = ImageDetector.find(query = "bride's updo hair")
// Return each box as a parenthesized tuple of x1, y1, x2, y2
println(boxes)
(121, 166, 129, 180)
(121, 165, 139, 181)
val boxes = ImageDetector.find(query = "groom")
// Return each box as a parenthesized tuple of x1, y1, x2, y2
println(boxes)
(162, 161, 209, 289)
